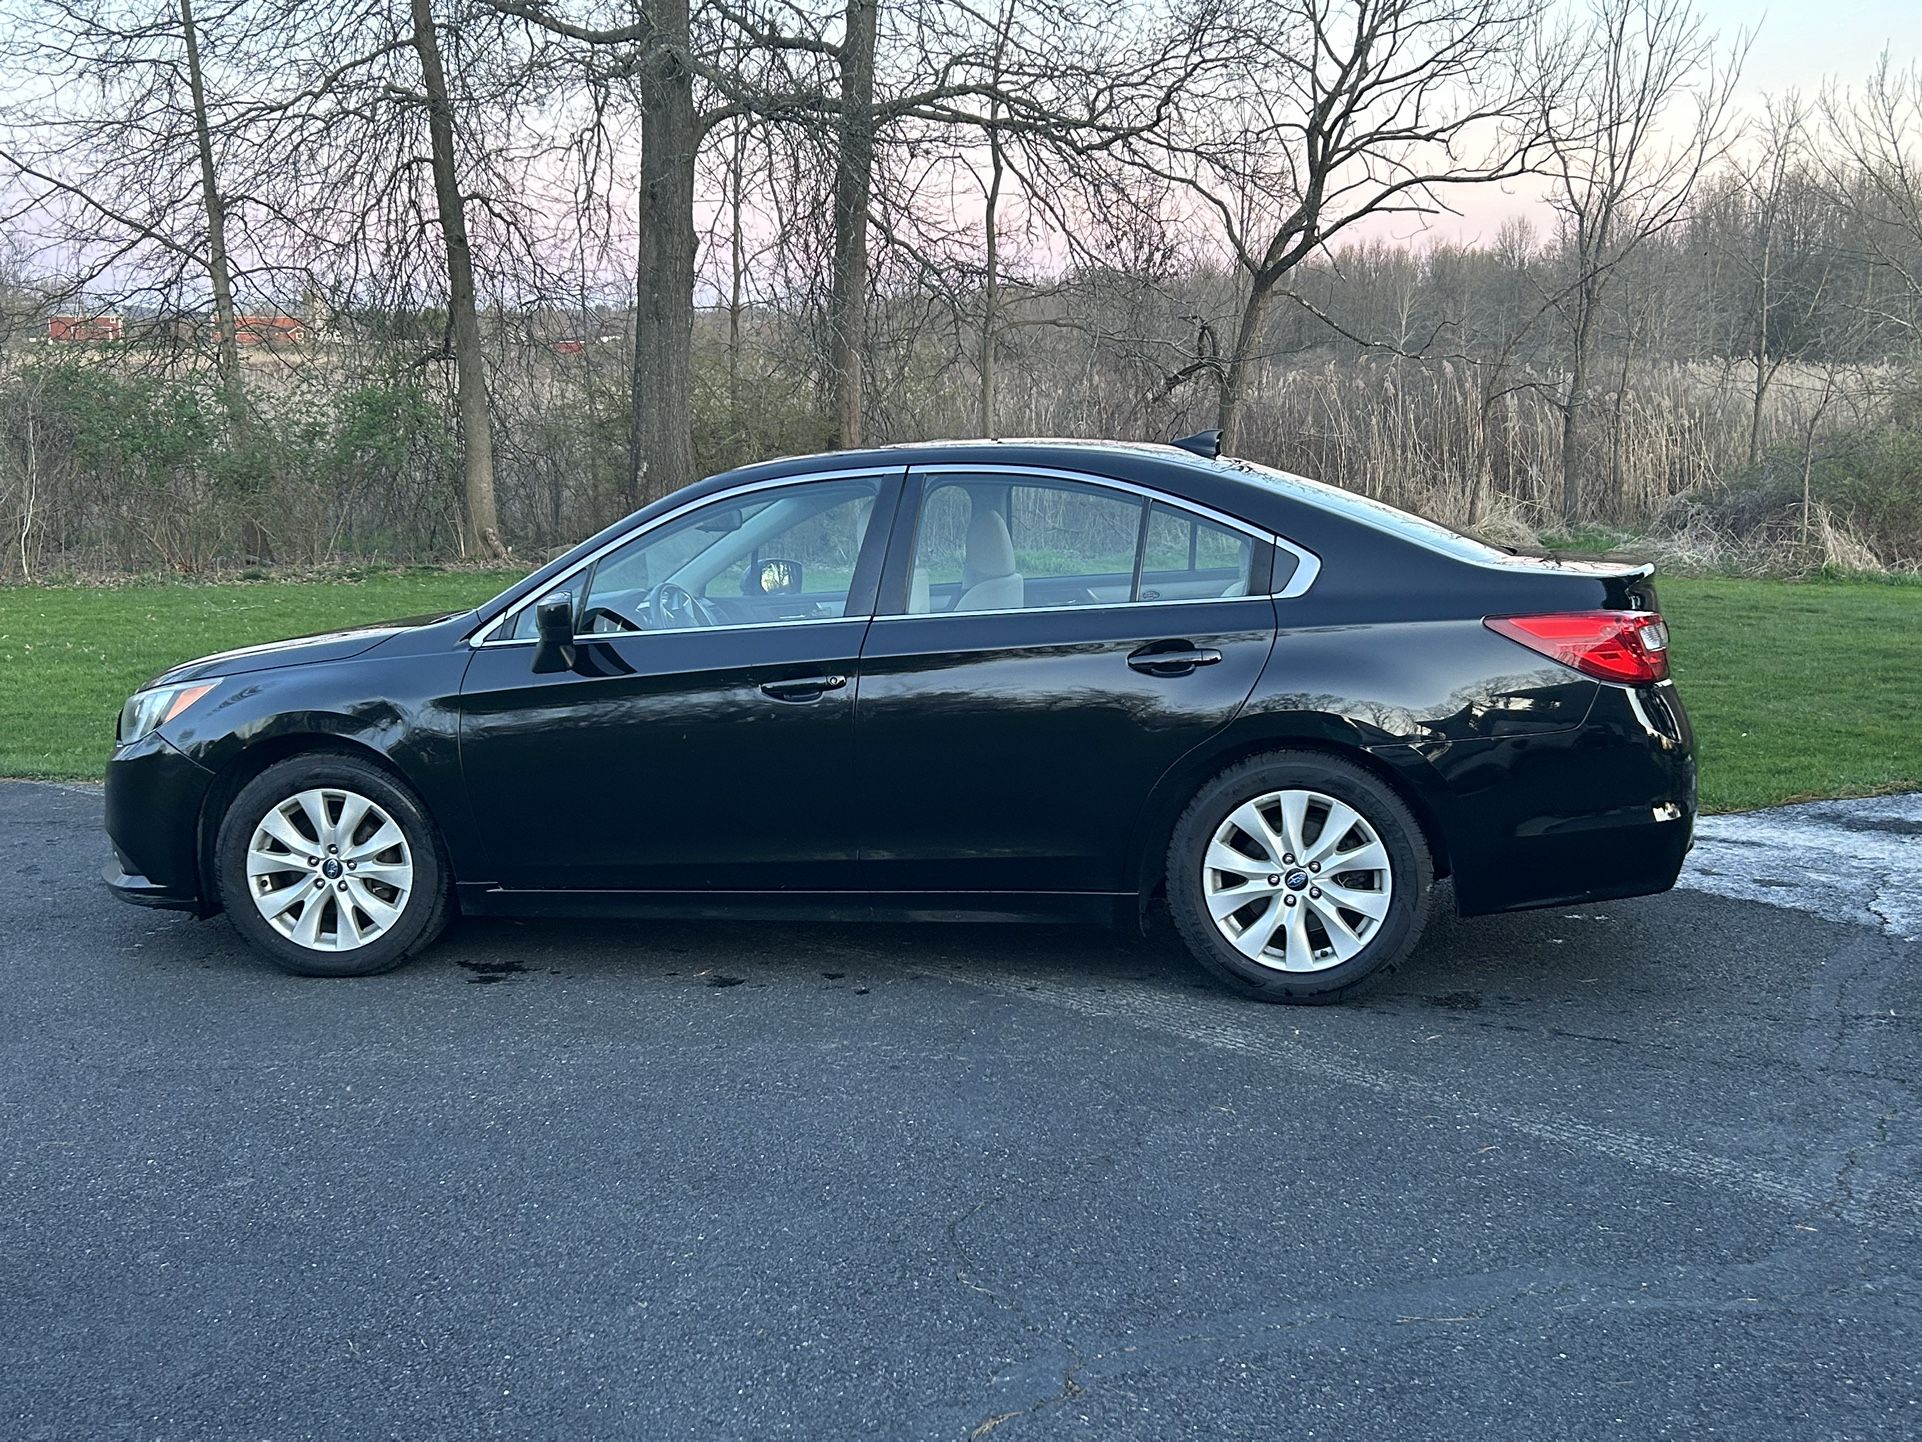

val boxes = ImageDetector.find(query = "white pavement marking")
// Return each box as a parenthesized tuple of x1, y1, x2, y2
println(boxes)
(1681, 794, 1922, 938)
(916, 964, 1922, 1233)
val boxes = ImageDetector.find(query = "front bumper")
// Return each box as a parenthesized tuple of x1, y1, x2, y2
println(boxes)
(102, 730, 216, 912)
(102, 858, 199, 910)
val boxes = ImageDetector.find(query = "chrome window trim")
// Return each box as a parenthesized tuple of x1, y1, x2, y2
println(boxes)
(476, 613, 864, 649)
(868, 593, 1278, 626)
(902, 463, 1321, 606)
(468, 467, 903, 647)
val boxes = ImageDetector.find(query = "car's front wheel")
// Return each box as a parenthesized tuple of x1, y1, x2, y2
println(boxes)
(1167, 751, 1433, 1003)
(214, 753, 450, 977)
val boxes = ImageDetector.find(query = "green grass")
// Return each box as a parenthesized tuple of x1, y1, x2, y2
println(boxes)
(0, 571, 519, 780)
(1, 570, 1916, 812)
(1658, 576, 1921, 811)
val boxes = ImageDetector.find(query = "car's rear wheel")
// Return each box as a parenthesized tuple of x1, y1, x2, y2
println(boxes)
(1167, 751, 1433, 1003)
(215, 753, 449, 977)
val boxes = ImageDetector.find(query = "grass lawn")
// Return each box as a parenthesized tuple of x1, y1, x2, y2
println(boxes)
(0, 570, 1916, 812)
(1658, 576, 1921, 811)
(0, 571, 519, 781)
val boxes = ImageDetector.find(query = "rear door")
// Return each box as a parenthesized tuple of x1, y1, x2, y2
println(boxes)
(854, 466, 1278, 893)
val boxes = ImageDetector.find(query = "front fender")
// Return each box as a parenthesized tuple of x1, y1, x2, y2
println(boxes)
(162, 647, 483, 885)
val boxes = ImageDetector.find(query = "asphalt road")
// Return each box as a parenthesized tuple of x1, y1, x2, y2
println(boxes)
(2, 780, 1917, 1442)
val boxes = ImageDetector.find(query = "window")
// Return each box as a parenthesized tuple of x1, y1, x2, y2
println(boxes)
(905, 477, 1142, 614)
(900, 474, 1258, 614)
(1139, 504, 1255, 601)
(508, 478, 881, 638)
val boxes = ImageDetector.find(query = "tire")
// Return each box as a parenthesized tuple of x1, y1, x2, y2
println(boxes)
(1166, 751, 1433, 1004)
(214, 752, 451, 978)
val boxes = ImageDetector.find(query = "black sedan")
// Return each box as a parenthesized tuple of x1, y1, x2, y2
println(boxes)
(103, 437, 1695, 1002)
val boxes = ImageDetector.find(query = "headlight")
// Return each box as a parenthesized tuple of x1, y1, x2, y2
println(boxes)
(117, 681, 218, 744)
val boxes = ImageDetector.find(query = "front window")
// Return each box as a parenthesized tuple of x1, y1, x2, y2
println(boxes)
(508, 478, 882, 638)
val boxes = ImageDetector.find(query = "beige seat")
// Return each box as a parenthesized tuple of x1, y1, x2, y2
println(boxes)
(956, 510, 1024, 612)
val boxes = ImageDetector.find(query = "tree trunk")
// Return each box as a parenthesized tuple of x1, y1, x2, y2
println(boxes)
(180, 0, 271, 560)
(829, 0, 877, 449)
(1559, 296, 1597, 530)
(628, 0, 697, 507)
(1607, 312, 1637, 516)
(728, 118, 746, 428)
(181, 0, 238, 406)
(978, 110, 1002, 436)
(1216, 274, 1273, 453)
(409, 0, 506, 560)
(1748, 219, 1773, 469)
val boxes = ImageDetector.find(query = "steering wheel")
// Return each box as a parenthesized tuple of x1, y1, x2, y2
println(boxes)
(645, 581, 719, 629)
(577, 602, 647, 635)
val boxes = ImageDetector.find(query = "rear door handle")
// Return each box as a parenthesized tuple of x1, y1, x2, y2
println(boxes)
(759, 674, 848, 702)
(1127, 645, 1223, 677)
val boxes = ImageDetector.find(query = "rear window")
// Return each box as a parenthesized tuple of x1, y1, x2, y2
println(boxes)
(1226, 459, 1514, 565)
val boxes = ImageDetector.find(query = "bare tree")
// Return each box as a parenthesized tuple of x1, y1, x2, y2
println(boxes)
(828, 0, 877, 444)
(407, 0, 508, 558)
(1820, 55, 1922, 347)
(1131, 0, 1546, 449)
(1534, 0, 1740, 525)
(0, 0, 275, 549)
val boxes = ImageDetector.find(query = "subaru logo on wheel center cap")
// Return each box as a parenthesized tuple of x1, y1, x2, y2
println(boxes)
(1283, 869, 1309, 891)
(322, 858, 343, 880)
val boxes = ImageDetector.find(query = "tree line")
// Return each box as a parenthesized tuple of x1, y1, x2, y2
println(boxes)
(0, 0, 1918, 578)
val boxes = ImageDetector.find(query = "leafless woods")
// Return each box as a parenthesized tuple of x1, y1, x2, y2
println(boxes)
(0, 0, 1918, 577)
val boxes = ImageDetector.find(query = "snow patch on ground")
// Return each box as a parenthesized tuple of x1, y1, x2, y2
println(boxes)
(1682, 794, 1922, 938)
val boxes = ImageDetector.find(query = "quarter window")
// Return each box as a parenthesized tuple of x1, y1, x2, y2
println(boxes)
(1140, 503, 1256, 600)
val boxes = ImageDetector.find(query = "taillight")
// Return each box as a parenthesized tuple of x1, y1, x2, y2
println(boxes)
(1484, 611, 1670, 684)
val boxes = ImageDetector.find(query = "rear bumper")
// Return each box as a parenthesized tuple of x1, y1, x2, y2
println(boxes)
(1389, 679, 1697, 917)
(102, 731, 215, 912)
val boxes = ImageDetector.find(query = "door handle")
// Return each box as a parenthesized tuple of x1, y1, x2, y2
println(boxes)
(759, 674, 848, 701)
(1127, 645, 1223, 677)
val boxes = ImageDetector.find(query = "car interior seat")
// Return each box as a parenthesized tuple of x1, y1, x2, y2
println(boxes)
(955, 509, 1024, 611)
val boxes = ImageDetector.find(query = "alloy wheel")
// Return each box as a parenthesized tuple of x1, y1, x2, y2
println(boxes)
(1201, 788, 1394, 972)
(245, 787, 414, 952)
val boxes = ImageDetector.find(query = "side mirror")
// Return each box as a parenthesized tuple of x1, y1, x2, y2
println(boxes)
(531, 592, 577, 674)
(743, 557, 804, 597)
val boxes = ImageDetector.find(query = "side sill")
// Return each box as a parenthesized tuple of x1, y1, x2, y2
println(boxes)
(454, 884, 1132, 926)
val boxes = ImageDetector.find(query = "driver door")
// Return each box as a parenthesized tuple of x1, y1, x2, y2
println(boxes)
(456, 470, 902, 891)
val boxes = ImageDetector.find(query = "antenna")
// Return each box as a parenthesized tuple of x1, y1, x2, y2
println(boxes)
(1170, 428, 1222, 459)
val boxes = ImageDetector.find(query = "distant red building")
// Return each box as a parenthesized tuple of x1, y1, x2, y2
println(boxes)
(49, 315, 124, 343)
(234, 314, 307, 345)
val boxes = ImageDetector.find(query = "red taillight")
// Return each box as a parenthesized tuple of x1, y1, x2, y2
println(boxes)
(1484, 611, 1670, 684)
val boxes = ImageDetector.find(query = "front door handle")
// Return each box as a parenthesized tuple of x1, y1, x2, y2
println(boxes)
(1127, 645, 1224, 677)
(759, 674, 848, 702)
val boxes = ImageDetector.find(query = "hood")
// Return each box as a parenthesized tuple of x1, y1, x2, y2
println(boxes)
(143, 613, 461, 688)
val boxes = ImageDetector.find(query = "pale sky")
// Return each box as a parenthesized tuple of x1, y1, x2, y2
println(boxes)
(1400, 0, 1917, 247)
(1708, 0, 1913, 95)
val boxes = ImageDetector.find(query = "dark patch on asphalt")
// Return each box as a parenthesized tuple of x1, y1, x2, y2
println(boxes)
(822, 971, 847, 980)
(1424, 990, 1483, 1010)
(706, 973, 746, 988)
(456, 957, 529, 984)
